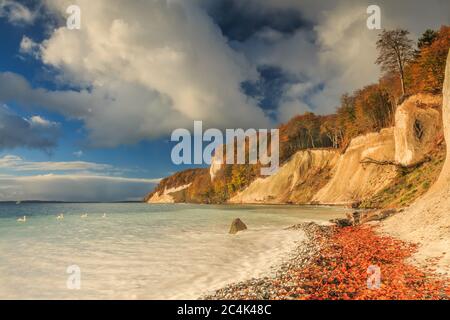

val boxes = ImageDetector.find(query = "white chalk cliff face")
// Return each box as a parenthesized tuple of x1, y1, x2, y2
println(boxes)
(210, 146, 224, 182)
(228, 91, 443, 206)
(147, 184, 192, 203)
(313, 128, 397, 205)
(382, 51, 450, 276)
(394, 94, 442, 166)
(148, 60, 444, 206)
(229, 150, 339, 204)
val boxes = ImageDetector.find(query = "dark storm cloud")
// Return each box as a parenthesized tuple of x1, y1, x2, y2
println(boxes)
(0, 105, 60, 151)
(204, 0, 312, 42)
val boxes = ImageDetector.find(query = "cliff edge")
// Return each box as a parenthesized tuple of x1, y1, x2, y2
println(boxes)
(382, 51, 450, 276)
(229, 149, 339, 204)
(313, 128, 397, 205)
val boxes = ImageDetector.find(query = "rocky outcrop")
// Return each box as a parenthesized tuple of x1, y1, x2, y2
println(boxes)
(147, 86, 443, 207)
(146, 168, 208, 204)
(313, 128, 397, 205)
(337, 209, 398, 226)
(394, 94, 442, 166)
(229, 149, 339, 204)
(382, 51, 450, 276)
(229, 218, 247, 234)
(229, 93, 443, 206)
(147, 183, 192, 203)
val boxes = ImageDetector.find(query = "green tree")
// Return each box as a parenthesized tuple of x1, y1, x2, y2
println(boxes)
(418, 29, 438, 49)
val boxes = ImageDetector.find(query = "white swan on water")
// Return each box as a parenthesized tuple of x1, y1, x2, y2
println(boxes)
(81, 213, 88, 218)
(56, 213, 64, 220)
(17, 216, 26, 222)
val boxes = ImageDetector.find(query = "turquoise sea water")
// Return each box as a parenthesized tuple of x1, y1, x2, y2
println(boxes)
(0, 203, 347, 299)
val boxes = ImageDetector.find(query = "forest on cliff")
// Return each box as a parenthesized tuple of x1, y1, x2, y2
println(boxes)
(147, 26, 450, 206)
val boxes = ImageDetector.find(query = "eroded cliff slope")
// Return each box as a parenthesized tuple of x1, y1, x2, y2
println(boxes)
(312, 128, 397, 205)
(230, 94, 442, 207)
(147, 89, 443, 207)
(382, 51, 450, 275)
(229, 149, 339, 204)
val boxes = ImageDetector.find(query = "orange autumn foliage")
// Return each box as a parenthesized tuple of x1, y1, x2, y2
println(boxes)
(408, 26, 450, 95)
(280, 227, 450, 300)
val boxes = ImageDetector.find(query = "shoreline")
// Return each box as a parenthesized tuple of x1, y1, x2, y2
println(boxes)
(202, 222, 329, 300)
(203, 222, 450, 300)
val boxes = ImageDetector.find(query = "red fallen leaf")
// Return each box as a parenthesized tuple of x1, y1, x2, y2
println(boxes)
(274, 226, 450, 300)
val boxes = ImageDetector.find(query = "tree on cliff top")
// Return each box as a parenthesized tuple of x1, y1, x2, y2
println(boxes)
(408, 26, 450, 94)
(376, 29, 415, 97)
(417, 29, 438, 50)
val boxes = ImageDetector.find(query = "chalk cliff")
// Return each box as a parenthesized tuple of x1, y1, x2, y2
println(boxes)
(146, 184, 192, 203)
(145, 168, 207, 203)
(229, 93, 442, 206)
(312, 128, 397, 205)
(147, 84, 443, 207)
(229, 149, 339, 204)
(394, 94, 442, 166)
(382, 51, 450, 275)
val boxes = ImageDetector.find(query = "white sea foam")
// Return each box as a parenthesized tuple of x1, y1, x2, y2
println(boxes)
(0, 203, 346, 299)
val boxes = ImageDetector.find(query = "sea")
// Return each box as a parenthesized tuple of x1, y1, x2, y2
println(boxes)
(0, 203, 347, 299)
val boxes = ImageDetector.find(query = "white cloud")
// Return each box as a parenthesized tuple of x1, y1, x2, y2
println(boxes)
(0, 174, 160, 202)
(3, 0, 271, 147)
(278, 100, 313, 123)
(236, 0, 450, 117)
(73, 150, 83, 158)
(28, 115, 55, 127)
(0, 155, 160, 201)
(2, 0, 449, 145)
(0, 0, 36, 25)
(0, 154, 114, 172)
(19, 36, 41, 58)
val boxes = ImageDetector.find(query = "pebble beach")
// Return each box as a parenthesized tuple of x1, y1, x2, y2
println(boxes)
(203, 222, 450, 300)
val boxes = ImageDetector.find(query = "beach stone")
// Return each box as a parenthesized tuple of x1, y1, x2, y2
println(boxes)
(345, 211, 361, 225)
(229, 218, 247, 234)
(330, 218, 352, 228)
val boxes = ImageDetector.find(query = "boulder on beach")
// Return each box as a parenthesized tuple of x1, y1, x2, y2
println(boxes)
(329, 218, 352, 228)
(229, 218, 247, 234)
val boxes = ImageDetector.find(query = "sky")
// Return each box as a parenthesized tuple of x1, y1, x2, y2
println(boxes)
(0, 0, 448, 201)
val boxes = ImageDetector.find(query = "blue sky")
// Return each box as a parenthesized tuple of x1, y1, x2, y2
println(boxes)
(0, 10, 177, 180)
(0, 1, 182, 200)
(0, 0, 448, 201)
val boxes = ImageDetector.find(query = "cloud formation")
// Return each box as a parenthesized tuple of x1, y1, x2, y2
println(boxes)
(19, 35, 41, 58)
(0, 104, 60, 151)
(0, 154, 112, 172)
(1, 0, 449, 147)
(0, 154, 160, 201)
(232, 0, 450, 120)
(0, 0, 36, 25)
(0, 174, 160, 202)
(20, 0, 270, 147)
